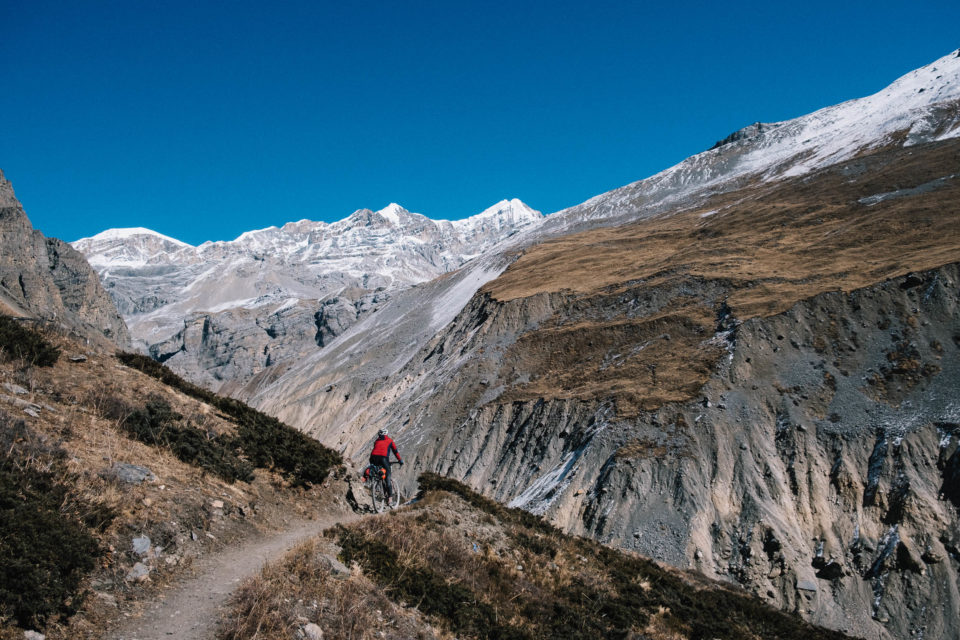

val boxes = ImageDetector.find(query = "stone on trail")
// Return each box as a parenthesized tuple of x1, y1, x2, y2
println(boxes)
(2, 382, 28, 395)
(126, 562, 150, 582)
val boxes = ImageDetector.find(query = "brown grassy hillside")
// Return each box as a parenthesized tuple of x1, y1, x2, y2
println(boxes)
(482, 139, 960, 415)
(0, 319, 343, 639)
(221, 473, 855, 640)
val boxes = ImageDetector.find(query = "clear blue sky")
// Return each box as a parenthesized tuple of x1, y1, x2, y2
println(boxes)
(2, 0, 957, 245)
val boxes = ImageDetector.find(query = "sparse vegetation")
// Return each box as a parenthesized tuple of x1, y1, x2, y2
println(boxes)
(116, 353, 341, 485)
(221, 538, 438, 640)
(109, 395, 255, 482)
(0, 316, 60, 367)
(221, 473, 852, 640)
(0, 415, 110, 628)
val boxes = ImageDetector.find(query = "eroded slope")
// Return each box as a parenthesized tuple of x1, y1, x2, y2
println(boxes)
(251, 139, 960, 639)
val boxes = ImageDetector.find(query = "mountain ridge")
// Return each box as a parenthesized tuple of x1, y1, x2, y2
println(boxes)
(76, 198, 541, 250)
(72, 198, 542, 389)
(234, 50, 960, 639)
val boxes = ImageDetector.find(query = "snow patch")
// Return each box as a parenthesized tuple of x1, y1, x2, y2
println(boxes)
(376, 203, 407, 225)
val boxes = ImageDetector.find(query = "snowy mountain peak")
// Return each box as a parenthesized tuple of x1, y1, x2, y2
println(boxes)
(477, 198, 540, 222)
(455, 198, 543, 235)
(553, 47, 960, 229)
(84, 227, 192, 247)
(72, 227, 195, 269)
(376, 203, 409, 225)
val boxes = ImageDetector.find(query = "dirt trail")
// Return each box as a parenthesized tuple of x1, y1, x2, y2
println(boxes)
(107, 510, 362, 640)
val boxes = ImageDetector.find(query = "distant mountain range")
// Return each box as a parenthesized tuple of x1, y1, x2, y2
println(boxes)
(73, 199, 541, 386)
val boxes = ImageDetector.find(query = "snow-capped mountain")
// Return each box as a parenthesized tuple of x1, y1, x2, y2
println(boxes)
(544, 48, 960, 231)
(75, 227, 194, 268)
(72, 199, 542, 386)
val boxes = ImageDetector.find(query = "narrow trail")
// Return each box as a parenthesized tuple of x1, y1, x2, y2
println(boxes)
(107, 510, 363, 640)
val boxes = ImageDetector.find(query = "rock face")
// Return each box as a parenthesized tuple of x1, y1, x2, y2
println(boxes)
(0, 170, 130, 348)
(243, 133, 960, 639)
(74, 200, 542, 389)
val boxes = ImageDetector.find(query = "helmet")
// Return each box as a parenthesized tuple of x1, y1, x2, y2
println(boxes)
(377, 428, 388, 437)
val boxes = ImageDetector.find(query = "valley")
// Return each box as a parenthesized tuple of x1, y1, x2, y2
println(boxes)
(2, 46, 959, 640)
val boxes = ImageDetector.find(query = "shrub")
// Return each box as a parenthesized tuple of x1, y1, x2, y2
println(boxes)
(115, 353, 341, 485)
(119, 396, 254, 483)
(0, 316, 60, 367)
(0, 417, 105, 628)
(334, 524, 520, 639)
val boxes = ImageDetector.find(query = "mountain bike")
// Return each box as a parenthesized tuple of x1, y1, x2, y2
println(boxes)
(362, 461, 400, 513)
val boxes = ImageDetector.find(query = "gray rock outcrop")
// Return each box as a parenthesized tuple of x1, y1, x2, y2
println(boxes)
(277, 262, 960, 640)
(73, 200, 541, 389)
(0, 170, 130, 349)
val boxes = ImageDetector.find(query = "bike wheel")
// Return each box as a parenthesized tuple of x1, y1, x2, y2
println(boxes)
(371, 479, 386, 513)
(388, 480, 400, 509)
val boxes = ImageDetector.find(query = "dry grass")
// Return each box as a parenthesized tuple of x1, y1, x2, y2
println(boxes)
(221, 476, 854, 640)
(478, 139, 960, 415)
(488, 140, 960, 310)
(0, 327, 344, 639)
(221, 538, 443, 640)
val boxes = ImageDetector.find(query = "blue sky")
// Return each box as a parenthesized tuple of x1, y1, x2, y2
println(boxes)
(2, 1, 958, 245)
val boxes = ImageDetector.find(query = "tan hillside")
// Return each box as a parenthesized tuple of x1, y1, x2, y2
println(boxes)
(0, 321, 345, 639)
(221, 474, 856, 640)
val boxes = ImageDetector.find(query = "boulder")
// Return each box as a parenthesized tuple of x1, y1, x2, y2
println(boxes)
(102, 463, 156, 485)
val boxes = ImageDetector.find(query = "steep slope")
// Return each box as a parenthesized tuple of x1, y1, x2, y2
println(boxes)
(543, 48, 960, 234)
(73, 199, 541, 389)
(0, 170, 130, 349)
(241, 51, 960, 640)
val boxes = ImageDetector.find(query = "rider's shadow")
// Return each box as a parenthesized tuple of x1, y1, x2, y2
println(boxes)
(344, 480, 372, 513)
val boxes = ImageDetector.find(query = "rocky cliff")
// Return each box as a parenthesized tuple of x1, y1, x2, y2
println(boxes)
(0, 170, 130, 349)
(245, 136, 960, 639)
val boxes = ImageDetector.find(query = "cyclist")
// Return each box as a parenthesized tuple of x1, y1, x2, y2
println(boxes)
(369, 428, 403, 500)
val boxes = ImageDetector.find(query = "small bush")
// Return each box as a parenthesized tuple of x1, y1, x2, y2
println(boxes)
(116, 353, 341, 485)
(119, 396, 254, 483)
(0, 316, 60, 367)
(0, 417, 105, 628)
(335, 525, 521, 639)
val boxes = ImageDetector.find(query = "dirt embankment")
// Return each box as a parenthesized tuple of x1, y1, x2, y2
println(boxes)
(219, 474, 852, 640)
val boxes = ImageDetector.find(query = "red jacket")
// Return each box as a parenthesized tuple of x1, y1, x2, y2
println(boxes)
(371, 435, 401, 461)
